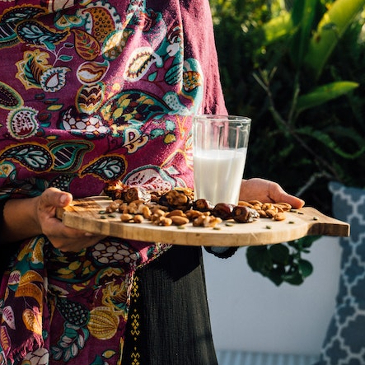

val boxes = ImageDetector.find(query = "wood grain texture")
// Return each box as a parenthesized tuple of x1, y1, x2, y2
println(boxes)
(56, 197, 350, 246)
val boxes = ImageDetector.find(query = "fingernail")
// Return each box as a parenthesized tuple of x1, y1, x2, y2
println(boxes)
(84, 232, 94, 237)
(60, 194, 67, 204)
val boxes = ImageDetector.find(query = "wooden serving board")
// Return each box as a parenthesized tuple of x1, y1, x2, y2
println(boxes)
(56, 197, 350, 246)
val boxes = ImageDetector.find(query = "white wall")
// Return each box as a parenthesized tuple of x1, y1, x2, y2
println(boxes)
(203, 236, 342, 356)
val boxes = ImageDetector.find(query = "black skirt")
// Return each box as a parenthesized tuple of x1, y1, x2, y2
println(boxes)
(121, 245, 219, 365)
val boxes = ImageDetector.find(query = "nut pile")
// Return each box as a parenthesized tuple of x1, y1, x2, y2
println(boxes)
(103, 185, 293, 228)
(237, 200, 292, 221)
(115, 202, 222, 228)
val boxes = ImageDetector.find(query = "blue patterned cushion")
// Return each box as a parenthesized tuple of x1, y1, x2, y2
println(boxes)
(315, 182, 365, 365)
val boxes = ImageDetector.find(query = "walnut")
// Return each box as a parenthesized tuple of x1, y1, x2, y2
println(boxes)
(124, 187, 151, 203)
(159, 189, 192, 211)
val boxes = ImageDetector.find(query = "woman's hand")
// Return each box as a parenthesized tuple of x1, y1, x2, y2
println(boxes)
(239, 178, 305, 209)
(36, 188, 106, 251)
(3, 188, 105, 252)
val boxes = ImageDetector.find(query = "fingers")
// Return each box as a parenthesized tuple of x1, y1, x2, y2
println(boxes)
(269, 183, 305, 209)
(276, 191, 305, 209)
(42, 213, 106, 251)
(53, 231, 106, 252)
(38, 188, 105, 251)
(240, 178, 305, 208)
(285, 195, 305, 209)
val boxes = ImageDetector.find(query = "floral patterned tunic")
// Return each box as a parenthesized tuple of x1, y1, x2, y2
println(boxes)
(0, 0, 226, 364)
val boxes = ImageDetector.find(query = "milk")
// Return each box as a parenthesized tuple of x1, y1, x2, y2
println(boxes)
(193, 148, 247, 205)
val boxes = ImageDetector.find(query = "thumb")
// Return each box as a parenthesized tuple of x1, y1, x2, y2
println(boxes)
(42, 188, 73, 208)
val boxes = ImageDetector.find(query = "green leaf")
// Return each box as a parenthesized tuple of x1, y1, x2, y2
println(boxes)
(44, 41, 56, 51)
(269, 244, 290, 265)
(59, 54, 73, 62)
(262, 12, 293, 44)
(23, 58, 41, 87)
(288, 236, 320, 250)
(290, 0, 318, 66)
(296, 81, 359, 112)
(283, 267, 304, 285)
(304, 0, 365, 80)
(296, 126, 365, 159)
(268, 267, 285, 286)
(298, 259, 314, 277)
(300, 235, 321, 248)
(246, 246, 272, 274)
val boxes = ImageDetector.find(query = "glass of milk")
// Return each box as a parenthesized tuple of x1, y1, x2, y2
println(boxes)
(192, 115, 251, 205)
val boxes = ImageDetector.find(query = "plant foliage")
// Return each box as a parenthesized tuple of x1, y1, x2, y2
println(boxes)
(246, 236, 318, 286)
(210, 0, 365, 285)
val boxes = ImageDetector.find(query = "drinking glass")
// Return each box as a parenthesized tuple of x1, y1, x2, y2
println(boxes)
(192, 115, 251, 205)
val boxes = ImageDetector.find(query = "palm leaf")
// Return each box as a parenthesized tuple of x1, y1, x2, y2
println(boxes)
(304, 0, 365, 80)
(296, 81, 359, 113)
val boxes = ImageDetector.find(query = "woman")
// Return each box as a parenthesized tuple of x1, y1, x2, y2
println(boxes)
(0, 0, 304, 364)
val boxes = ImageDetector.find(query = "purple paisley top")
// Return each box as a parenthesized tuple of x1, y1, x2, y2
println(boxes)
(0, 0, 226, 364)
(0, 0, 225, 198)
